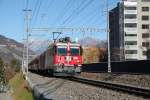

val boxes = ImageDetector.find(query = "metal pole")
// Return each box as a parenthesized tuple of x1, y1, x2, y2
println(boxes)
(26, 16, 29, 74)
(23, 9, 31, 75)
(106, 0, 111, 72)
(22, 39, 25, 74)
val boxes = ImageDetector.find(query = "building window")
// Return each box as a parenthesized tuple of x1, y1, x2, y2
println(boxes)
(142, 16, 149, 20)
(125, 41, 137, 45)
(142, 33, 150, 38)
(143, 51, 147, 55)
(125, 7, 136, 10)
(125, 14, 137, 19)
(125, 23, 137, 28)
(126, 59, 137, 61)
(125, 34, 137, 36)
(142, 0, 150, 2)
(142, 24, 149, 29)
(142, 42, 150, 47)
(125, 50, 137, 54)
(142, 7, 149, 11)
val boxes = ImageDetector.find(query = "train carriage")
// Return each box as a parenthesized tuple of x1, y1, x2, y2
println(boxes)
(29, 37, 83, 76)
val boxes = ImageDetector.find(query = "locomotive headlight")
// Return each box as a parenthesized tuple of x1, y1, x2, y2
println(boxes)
(57, 57, 61, 62)
(74, 57, 78, 60)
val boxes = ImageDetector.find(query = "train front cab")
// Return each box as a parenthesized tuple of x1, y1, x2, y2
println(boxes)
(53, 43, 83, 76)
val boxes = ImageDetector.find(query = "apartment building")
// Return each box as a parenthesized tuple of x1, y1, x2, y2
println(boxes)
(109, 0, 150, 61)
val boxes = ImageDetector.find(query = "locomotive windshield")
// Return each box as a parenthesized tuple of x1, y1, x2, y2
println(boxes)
(70, 47, 79, 55)
(57, 46, 67, 55)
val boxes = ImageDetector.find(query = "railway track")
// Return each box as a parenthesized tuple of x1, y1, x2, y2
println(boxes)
(67, 76, 150, 98)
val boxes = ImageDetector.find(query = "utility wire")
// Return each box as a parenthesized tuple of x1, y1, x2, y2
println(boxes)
(62, 0, 94, 26)
(61, 0, 87, 25)
(39, 0, 55, 26)
(45, 0, 55, 12)
(30, 0, 40, 27)
(73, 5, 100, 26)
(33, 0, 43, 26)
(60, 0, 93, 39)
(52, 0, 74, 26)
(32, 0, 55, 28)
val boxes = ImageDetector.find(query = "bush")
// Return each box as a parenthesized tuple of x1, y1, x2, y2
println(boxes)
(11, 58, 21, 72)
(0, 57, 7, 85)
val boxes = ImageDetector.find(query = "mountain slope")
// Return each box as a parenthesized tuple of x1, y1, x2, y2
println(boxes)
(0, 35, 35, 64)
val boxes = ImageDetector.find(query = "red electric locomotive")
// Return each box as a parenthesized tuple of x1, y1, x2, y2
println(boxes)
(29, 37, 83, 76)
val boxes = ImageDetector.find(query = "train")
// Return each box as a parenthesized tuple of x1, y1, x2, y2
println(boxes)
(29, 37, 83, 76)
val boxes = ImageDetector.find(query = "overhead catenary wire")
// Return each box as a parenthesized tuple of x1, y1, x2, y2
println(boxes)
(79, 0, 106, 27)
(73, 5, 100, 26)
(32, 0, 43, 28)
(39, 0, 55, 26)
(31, 0, 55, 29)
(28, 0, 39, 28)
(44, 0, 55, 13)
(60, 0, 102, 41)
(30, 0, 41, 27)
(28, 0, 56, 55)
(27, 0, 107, 54)
(61, 0, 87, 25)
(62, 0, 94, 26)
(44, 0, 85, 40)
(56, 0, 88, 39)
(52, 0, 74, 26)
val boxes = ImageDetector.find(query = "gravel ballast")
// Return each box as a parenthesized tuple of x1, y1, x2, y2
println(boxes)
(27, 72, 148, 100)
(81, 72, 150, 89)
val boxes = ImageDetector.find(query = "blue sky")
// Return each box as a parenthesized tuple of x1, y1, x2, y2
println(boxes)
(0, 0, 119, 42)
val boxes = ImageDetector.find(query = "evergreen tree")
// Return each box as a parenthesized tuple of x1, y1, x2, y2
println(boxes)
(0, 57, 6, 85)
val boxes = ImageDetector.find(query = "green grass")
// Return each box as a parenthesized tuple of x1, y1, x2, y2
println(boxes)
(9, 73, 34, 100)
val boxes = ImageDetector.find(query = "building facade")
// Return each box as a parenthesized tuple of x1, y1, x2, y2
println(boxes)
(109, 0, 150, 61)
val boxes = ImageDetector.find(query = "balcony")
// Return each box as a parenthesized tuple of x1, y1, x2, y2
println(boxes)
(125, 45, 138, 50)
(124, 36, 137, 41)
(125, 54, 138, 59)
(124, 28, 137, 32)
(124, 1, 137, 6)
(124, 10, 137, 14)
(124, 19, 137, 23)
(125, 31, 137, 34)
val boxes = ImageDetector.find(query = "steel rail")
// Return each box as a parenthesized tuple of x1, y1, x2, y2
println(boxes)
(68, 77, 150, 98)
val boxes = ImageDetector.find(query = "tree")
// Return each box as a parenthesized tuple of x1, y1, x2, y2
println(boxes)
(99, 48, 108, 62)
(0, 57, 7, 85)
(11, 58, 21, 72)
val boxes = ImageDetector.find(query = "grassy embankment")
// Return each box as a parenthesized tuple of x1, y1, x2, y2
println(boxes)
(9, 73, 34, 100)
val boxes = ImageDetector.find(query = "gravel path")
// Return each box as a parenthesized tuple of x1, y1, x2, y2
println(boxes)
(81, 72, 150, 89)
(28, 72, 148, 100)
(0, 92, 12, 100)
